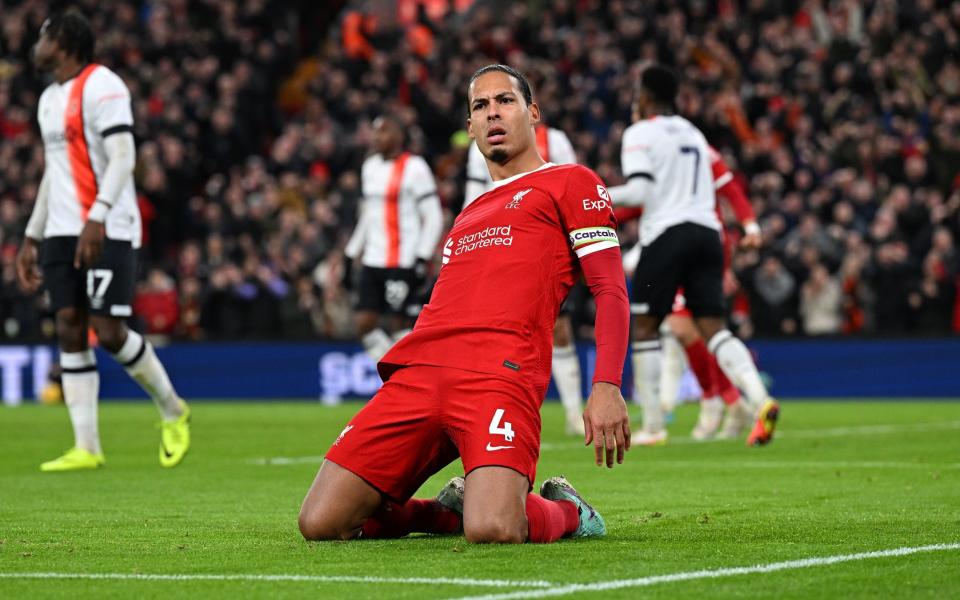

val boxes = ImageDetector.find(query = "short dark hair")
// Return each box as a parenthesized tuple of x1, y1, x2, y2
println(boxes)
(640, 64, 678, 107)
(373, 112, 407, 145)
(467, 64, 533, 114)
(43, 10, 95, 64)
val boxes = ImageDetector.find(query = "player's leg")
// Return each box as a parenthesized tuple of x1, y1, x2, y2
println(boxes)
(630, 230, 682, 445)
(659, 313, 688, 414)
(551, 312, 584, 436)
(88, 240, 190, 466)
(462, 466, 532, 543)
(631, 314, 668, 444)
(92, 316, 190, 466)
(453, 372, 603, 543)
(384, 267, 418, 343)
(698, 316, 778, 445)
(683, 226, 778, 446)
(298, 459, 390, 540)
(39, 237, 103, 471)
(300, 366, 462, 540)
(669, 314, 723, 440)
(45, 306, 104, 469)
(355, 267, 392, 362)
(91, 316, 185, 420)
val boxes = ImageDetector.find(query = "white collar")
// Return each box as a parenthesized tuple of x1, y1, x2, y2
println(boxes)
(490, 162, 556, 188)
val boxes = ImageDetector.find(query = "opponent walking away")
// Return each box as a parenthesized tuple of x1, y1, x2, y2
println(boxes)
(16, 11, 190, 471)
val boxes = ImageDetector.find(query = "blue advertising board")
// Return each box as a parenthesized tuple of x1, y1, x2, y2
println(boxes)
(1, 338, 957, 405)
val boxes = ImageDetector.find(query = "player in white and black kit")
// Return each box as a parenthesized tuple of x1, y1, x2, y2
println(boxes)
(15, 11, 190, 471)
(608, 65, 779, 446)
(464, 124, 587, 436)
(345, 115, 444, 363)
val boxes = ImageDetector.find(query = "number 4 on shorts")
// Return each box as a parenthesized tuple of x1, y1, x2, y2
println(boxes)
(489, 408, 514, 442)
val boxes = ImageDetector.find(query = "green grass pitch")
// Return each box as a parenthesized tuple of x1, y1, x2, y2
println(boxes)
(1, 399, 959, 598)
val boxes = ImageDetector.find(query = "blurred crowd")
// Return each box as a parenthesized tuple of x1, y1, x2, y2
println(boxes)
(1, 0, 959, 342)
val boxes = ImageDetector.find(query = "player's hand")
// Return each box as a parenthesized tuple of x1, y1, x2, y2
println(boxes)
(413, 257, 431, 295)
(740, 222, 762, 250)
(413, 258, 429, 284)
(15, 238, 43, 293)
(583, 382, 631, 468)
(74, 220, 105, 269)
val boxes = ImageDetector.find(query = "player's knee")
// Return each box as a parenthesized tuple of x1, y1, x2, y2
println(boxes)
(55, 309, 86, 349)
(672, 322, 699, 346)
(464, 515, 526, 544)
(354, 313, 378, 335)
(92, 320, 127, 353)
(631, 316, 660, 340)
(552, 319, 572, 347)
(298, 506, 357, 541)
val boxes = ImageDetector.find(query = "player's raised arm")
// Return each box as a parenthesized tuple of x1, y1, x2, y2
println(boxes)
(710, 145, 761, 250)
(559, 166, 631, 467)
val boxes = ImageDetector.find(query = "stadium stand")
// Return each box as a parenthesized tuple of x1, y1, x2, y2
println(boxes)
(1, 0, 958, 341)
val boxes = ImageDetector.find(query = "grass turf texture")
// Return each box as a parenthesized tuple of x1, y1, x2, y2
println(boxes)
(1, 400, 959, 599)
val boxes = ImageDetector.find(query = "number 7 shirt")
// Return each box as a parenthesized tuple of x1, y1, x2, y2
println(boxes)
(619, 115, 720, 247)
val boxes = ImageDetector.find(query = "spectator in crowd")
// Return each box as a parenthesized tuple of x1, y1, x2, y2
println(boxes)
(800, 263, 843, 335)
(2, 0, 959, 342)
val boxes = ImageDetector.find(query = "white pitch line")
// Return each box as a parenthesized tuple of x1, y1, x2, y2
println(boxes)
(450, 543, 960, 600)
(0, 572, 554, 588)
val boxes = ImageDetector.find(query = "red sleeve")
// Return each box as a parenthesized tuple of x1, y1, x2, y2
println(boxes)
(614, 206, 644, 222)
(552, 165, 628, 386)
(556, 165, 620, 258)
(580, 248, 629, 387)
(717, 178, 755, 224)
(709, 146, 755, 224)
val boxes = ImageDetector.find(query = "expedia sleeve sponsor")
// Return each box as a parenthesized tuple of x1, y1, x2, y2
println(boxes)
(568, 227, 619, 258)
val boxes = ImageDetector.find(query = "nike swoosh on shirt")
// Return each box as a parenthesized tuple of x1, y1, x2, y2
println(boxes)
(485, 443, 515, 451)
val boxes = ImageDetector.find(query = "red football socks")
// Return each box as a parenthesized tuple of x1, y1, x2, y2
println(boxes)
(525, 494, 579, 543)
(361, 499, 461, 539)
(710, 354, 740, 405)
(684, 339, 716, 397)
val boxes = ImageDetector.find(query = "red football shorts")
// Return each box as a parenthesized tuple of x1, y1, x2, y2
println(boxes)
(325, 365, 542, 503)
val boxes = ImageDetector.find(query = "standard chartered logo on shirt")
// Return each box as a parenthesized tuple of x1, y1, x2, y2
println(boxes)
(441, 225, 516, 265)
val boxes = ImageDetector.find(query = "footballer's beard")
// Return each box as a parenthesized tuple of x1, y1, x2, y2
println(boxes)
(488, 147, 510, 165)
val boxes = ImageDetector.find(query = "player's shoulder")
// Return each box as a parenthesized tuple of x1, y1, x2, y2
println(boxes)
(39, 83, 56, 104)
(622, 118, 665, 146)
(361, 153, 379, 169)
(532, 163, 597, 183)
(405, 153, 430, 170)
(527, 164, 604, 199)
(87, 65, 130, 94)
(548, 127, 572, 143)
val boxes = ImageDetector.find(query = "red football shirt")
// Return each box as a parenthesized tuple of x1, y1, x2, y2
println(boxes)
(380, 163, 620, 396)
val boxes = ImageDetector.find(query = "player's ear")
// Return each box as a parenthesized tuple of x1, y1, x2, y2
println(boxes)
(466, 117, 476, 140)
(528, 102, 541, 126)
